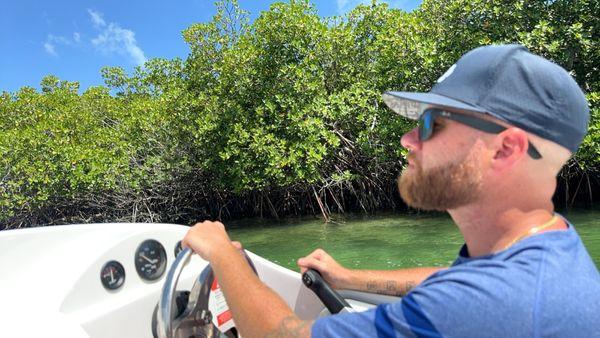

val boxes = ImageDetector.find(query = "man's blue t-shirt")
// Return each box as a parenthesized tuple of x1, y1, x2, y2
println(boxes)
(312, 221, 600, 337)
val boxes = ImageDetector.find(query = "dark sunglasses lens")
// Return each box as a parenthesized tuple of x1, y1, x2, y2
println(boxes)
(419, 111, 433, 141)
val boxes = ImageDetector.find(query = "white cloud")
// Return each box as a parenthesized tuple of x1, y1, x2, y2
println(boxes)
(73, 32, 81, 43)
(43, 34, 80, 56)
(44, 42, 57, 56)
(48, 34, 72, 45)
(88, 9, 106, 28)
(42, 11, 52, 26)
(88, 9, 147, 66)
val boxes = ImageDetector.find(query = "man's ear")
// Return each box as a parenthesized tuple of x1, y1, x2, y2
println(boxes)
(491, 128, 529, 169)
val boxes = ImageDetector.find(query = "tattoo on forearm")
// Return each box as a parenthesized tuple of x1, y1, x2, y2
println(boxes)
(264, 316, 312, 338)
(366, 280, 417, 296)
(386, 280, 398, 293)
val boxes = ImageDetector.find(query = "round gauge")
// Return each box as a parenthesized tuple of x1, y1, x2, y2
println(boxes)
(174, 240, 183, 258)
(135, 239, 167, 281)
(101, 260, 125, 290)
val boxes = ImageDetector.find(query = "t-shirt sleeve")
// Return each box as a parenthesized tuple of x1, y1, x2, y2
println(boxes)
(311, 265, 529, 338)
(311, 293, 441, 338)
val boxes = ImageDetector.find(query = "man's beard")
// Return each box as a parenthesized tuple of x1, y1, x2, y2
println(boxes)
(398, 153, 483, 211)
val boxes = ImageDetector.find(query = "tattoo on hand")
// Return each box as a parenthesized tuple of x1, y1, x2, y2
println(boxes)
(264, 316, 312, 338)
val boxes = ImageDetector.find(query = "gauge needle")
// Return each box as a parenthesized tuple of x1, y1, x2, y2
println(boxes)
(140, 253, 158, 264)
(110, 268, 115, 283)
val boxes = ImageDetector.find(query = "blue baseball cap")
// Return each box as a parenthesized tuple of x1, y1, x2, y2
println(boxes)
(383, 44, 589, 153)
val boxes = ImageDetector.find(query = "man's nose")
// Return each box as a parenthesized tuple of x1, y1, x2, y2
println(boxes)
(401, 127, 421, 151)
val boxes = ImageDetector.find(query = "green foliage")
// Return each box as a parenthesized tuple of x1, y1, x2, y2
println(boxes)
(1, 80, 131, 218)
(1, 0, 598, 227)
(579, 92, 600, 169)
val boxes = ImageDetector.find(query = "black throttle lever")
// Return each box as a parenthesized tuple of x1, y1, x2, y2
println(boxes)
(302, 269, 354, 314)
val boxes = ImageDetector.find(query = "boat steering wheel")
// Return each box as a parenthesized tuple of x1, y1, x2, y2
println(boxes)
(156, 248, 256, 338)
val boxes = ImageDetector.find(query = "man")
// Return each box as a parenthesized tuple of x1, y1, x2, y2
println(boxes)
(183, 44, 600, 337)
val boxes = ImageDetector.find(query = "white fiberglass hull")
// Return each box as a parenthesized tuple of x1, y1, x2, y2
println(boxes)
(0, 223, 396, 337)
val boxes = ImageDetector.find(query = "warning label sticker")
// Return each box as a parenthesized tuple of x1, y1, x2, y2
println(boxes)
(208, 279, 235, 332)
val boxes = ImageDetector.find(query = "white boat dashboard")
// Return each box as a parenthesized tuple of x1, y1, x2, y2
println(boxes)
(0, 223, 399, 337)
(0, 223, 198, 337)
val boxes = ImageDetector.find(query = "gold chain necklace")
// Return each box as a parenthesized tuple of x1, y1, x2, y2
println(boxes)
(501, 215, 559, 251)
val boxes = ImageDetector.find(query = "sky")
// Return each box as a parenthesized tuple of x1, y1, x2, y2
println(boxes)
(0, 0, 421, 93)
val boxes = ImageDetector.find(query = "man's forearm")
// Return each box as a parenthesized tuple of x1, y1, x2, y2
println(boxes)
(341, 267, 445, 296)
(211, 245, 312, 338)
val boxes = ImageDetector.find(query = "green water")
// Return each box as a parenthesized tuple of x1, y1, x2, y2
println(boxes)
(228, 209, 600, 271)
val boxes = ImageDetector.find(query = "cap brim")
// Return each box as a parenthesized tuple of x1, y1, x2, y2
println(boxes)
(382, 91, 486, 119)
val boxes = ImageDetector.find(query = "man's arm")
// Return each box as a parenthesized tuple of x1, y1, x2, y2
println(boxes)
(343, 267, 445, 296)
(211, 243, 312, 338)
(183, 221, 312, 338)
(298, 248, 445, 296)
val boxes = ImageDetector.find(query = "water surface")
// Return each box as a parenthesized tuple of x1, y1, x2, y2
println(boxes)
(228, 209, 600, 271)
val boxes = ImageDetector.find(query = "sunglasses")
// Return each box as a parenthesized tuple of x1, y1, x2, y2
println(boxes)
(418, 108, 542, 159)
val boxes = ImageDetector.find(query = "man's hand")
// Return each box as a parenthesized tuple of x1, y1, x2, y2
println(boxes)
(182, 221, 310, 338)
(182, 221, 234, 261)
(299, 248, 445, 296)
(297, 248, 352, 289)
